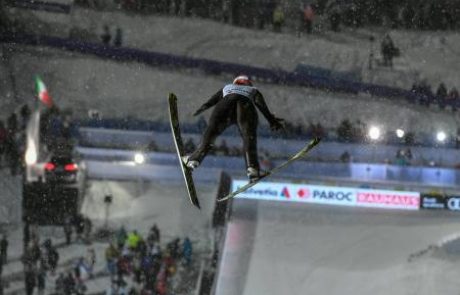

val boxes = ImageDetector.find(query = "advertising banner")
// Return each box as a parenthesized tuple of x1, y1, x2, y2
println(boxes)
(446, 197, 460, 211)
(420, 195, 446, 210)
(232, 180, 420, 211)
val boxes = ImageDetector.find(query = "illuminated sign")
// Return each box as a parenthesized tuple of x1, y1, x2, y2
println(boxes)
(232, 180, 420, 210)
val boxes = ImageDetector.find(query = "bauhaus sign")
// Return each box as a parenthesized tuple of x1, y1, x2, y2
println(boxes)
(232, 180, 420, 210)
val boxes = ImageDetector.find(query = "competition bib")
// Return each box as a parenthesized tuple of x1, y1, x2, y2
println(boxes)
(222, 84, 257, 99)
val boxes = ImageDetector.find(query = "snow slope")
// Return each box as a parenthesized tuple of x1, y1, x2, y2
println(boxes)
(216, 200, 460, 295)
(81, 180, 217, 246)
(8, 6, 460, 90)
(5, 45, 460, 136)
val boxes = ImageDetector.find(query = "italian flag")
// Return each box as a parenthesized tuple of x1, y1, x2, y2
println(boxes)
(34, 75, 53, 108)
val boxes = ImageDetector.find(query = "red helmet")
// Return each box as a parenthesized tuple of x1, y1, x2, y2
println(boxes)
(233, 75, 253, 86)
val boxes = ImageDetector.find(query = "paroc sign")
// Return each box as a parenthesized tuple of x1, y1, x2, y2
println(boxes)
(232, 180, 420, 211)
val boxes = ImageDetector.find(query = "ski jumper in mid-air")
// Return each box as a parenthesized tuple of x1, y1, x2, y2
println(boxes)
(183, 75, 285, 182)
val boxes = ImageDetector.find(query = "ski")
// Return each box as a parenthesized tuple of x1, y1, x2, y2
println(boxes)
(168, 93, 201, 209)
(217, 137, 321, 202)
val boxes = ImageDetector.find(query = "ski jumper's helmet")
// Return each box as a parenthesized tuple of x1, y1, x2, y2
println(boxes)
(233, 75, 253, 86)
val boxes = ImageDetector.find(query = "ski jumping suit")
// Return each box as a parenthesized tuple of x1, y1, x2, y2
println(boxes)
(189, 84, 279, 172)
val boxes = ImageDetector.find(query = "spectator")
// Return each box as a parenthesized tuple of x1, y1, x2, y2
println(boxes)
(105, 242, 120, 278)
(302, 3, 315, 34)
(63, 271, 76, 295)
(127, 230, 142, 250)
(328, 5, 341, 32)
(337, 119, 354, 142)
(448, 87, 459, 101)
(63, 215, 73, 245)
(73, 214, 85, 242)
(272, 5, 284, 32)
(86, 247, 96, 278)
(395, 149, 408, 166)
(37, 260, 46, 295)
(381, 34, 398, 67)
(47, 241, 60, 275)
(340, 151, 351, 163)
(148, 224, 160, 244)
(436, 82, 448, 108)
(83, 217, 93, 243)
(114, 27, 123, 47)
(101, 25, 112, 45)
(0, 121, 6, 165)
(182, 237, 192, 266)
(0, 235, 8, 264)
(24, 268, 36, 295)
(167, 238, 180, 260)
(6, 113, 17, 135)
(116, 226, 128, 249)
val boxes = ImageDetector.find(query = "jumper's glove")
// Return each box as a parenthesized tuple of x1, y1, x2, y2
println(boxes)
(269, 117, 285, 132)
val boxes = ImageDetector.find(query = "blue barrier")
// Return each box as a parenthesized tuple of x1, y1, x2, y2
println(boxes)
(1, 32, 446, 107)
(9, 35, 446, 104)
(7, 0, 71, 14)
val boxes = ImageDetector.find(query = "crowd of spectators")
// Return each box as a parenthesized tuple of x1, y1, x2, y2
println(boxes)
(18, 214, 93, 295)
(410, 81, 460, 110)
(104, 224, 194, 294)
(75, 0, 460, 37)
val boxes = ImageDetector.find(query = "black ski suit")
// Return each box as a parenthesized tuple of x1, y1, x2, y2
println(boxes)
(189, 84, 282, 171)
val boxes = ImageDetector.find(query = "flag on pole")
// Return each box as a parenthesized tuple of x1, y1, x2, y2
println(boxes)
(34, 75, 53, 108)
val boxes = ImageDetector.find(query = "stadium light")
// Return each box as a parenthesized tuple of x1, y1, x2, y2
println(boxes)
(134, 153, 145, 165)
(368, 126, 381, 141)
(25, 141, 37, 165)
(396, 129, 405, 138)
(436, 131, 447, 143)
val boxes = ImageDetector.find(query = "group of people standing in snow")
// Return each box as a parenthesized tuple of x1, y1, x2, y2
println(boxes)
(105, 224, 194, 295)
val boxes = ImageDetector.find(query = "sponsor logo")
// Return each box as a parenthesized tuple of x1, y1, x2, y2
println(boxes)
(447, 197, 460, 211)
(421, 196, 445, 209)
(243, 187, 278, 197)
(297, 188, 310, 198)
(312, 189, 353, 202)
(281, 187, 291, 199)
(357, 192, 419, 207)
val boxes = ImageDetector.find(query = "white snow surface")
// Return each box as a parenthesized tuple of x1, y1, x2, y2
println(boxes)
(216, 200, 460, 295)
(82, 180, 216, 246)
(10, 6, 460, 89)
(5, 46, 460, 135)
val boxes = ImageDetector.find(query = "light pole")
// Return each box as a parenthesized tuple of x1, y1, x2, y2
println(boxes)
(368, 126, 381, 163)
(134, 152, 145, 196)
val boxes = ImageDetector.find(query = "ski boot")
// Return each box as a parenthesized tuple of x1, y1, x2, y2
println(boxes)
(247, 167, 268, 183)
(181, 156, 200, 171)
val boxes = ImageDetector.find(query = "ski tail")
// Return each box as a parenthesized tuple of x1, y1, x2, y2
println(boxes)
(218, 137, 321, 202)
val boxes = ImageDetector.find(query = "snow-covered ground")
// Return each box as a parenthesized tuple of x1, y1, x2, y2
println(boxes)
(4, 45, 460, 136)
(7, 5, 460, 90)
(216, 199, 460, 295)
